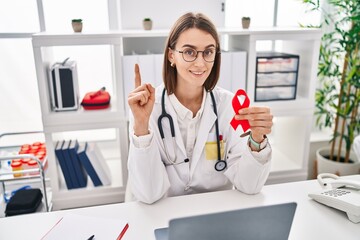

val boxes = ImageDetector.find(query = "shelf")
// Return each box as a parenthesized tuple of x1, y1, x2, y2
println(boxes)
(42, 110, 127, 132)
(32, 27, 321, 208)
(32, 32, 123, 46)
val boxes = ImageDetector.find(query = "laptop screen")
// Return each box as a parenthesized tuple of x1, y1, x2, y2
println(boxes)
(155, 202, 297, 240)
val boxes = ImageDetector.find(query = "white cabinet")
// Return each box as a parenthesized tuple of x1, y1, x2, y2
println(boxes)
(32, 27, 321, 209)
(32, 33, 128, 210)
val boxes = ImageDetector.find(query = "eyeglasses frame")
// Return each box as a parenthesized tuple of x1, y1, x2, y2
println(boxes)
(173, 48, 220, 63)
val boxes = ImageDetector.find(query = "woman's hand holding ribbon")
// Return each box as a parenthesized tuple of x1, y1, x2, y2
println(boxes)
(235, 106, 273, 143)
(128, 64, 155, 136)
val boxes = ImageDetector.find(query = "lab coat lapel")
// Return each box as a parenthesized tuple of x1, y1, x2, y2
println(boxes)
(190, 93, 217, 175)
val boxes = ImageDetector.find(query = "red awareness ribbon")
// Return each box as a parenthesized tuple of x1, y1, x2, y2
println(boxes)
(230, 89, 250, 132)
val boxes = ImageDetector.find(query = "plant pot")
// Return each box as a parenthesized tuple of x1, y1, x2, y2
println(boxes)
(242, 19, 251, 29)
(72, 22, 83, 33)
(316, 146, 360, 176)
(143, 20, 152, 30)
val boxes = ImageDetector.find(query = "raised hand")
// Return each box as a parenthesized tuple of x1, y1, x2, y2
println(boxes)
(235, 106, 273, 142)
(128, 64, 155, 136)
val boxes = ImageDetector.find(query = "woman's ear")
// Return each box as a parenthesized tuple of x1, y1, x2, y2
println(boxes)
(168, 48, 175, 64)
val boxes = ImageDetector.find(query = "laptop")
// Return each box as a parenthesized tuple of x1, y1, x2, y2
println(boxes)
(154, 202, 297, 240)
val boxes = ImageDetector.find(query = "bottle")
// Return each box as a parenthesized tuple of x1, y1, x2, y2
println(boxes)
(21, 158, 31, 176)
(27, 160, 39, 176)
(11, 161, 23, 177)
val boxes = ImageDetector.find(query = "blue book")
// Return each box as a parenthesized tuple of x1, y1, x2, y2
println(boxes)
(77, 142, 103, 187)
(54, 140, 73, 189)
(62, 140, 80, 188)
(68, 140, 87, 188)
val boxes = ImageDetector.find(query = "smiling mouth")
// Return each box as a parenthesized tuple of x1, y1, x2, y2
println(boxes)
(190, 70, 205, 75)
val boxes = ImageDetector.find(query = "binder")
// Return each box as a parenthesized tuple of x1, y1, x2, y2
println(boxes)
(54, 140, 73, 189)
(62, 140, 80, 188)
(231, 51, 247, 91)
(218, 51, 247, 92)
(218, 51, 232, 91)
(68, 140, 87, 188)
(85, 142, 111, 186)
(77, 142, 103, 187)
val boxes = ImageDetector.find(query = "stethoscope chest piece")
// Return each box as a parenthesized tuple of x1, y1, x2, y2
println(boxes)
(215, 160, 227, 171)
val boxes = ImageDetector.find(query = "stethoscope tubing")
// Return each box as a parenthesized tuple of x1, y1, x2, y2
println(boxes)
(158, 88, 225, 171)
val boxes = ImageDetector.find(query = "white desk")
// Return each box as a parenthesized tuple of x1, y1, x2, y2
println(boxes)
(1, 175, 359, 239)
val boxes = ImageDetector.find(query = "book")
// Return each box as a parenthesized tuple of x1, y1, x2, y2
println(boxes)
(86, 142, 112, 186)
(54, 140, 73, 189)
(77, 142, 103, 187)
(41, 213, 129, 240)
(62, 140, 80, 188)
(68, 139, 87, 188)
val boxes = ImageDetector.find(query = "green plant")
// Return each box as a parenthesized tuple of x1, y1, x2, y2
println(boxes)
(303, 0, 360, 163)
(143, 18, 151, 21)
(72, 19, 82, 23)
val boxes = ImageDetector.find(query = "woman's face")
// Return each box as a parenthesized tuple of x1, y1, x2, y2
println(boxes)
(168, 28, 217, 90)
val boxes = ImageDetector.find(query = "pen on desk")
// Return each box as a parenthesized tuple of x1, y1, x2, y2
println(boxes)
(87, 235, 95, 240)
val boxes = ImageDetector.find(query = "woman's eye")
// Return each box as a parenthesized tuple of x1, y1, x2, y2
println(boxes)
(184, 49, 196, 56)
(204, 49, 214, 56)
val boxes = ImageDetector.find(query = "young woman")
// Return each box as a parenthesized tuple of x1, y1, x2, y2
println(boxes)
(127, 12, 273, 204)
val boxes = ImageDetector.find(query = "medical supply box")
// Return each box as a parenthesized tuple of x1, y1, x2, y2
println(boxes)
(81, 87, 111, 110)
(255, 52, 299, 101)
(48, 60, 79, 111)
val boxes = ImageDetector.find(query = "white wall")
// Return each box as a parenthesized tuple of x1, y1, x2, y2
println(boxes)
(119, 0, 225, 29)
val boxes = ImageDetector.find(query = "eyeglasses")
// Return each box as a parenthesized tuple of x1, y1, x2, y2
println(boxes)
(174, 47, 218, 62)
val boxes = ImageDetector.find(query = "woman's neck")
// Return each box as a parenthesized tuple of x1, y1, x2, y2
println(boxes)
(175, 85, 203, 117)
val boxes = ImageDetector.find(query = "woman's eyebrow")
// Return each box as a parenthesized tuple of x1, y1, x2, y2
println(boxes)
(181, 44, 216, 49)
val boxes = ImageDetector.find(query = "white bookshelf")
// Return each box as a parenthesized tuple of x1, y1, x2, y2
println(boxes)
(32, 32, 128, 210)
(32, 27, 321, 209)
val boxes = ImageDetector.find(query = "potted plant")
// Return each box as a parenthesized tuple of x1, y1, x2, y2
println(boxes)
(143, 18, 153, 30)
(71, 19, 83, 33)
(242, 17, 251, 29)
(303, 0, 360, 175)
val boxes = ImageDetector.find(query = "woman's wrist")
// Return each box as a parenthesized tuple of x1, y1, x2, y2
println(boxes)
(251, 132, 264, 143)
(248, 132, 268, 151)
(133, 122, 150, 136)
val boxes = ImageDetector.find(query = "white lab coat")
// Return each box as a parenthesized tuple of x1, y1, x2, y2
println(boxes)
(128, 85, 272, 204)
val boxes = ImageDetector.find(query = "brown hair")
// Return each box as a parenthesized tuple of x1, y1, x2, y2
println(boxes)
(163, 12, 221, 94)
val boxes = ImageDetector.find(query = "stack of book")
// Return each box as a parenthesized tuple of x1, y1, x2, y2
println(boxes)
(54, 140, 111, 189)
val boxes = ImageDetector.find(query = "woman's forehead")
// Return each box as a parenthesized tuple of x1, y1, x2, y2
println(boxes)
(176, 28, 216, 49)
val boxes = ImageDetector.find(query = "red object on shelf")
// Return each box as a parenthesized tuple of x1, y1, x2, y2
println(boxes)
(81, 87, 111, 110)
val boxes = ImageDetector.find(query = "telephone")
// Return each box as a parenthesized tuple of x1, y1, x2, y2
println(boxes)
(308, 173, 360, 223)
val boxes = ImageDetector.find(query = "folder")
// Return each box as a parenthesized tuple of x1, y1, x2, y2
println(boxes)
(62, 140, 80, 188)
(77, 142, 103, 187)
(231, 51, 247, 91)
(85, 142, 111, 186)
(218, 51, 247, 92)
(54, 140, 73, 189)
(68, 139, 87, 188)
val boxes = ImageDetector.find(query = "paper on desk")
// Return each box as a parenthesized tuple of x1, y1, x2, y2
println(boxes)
(41, 213, 129, 240)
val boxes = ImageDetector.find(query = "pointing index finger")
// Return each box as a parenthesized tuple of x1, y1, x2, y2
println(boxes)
(134, 63, 141, 88)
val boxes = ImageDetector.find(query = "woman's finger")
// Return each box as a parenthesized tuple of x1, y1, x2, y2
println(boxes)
(134, 63, 142, 88)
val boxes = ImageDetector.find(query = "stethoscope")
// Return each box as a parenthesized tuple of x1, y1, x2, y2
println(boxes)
(158, 88, 227, 171)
